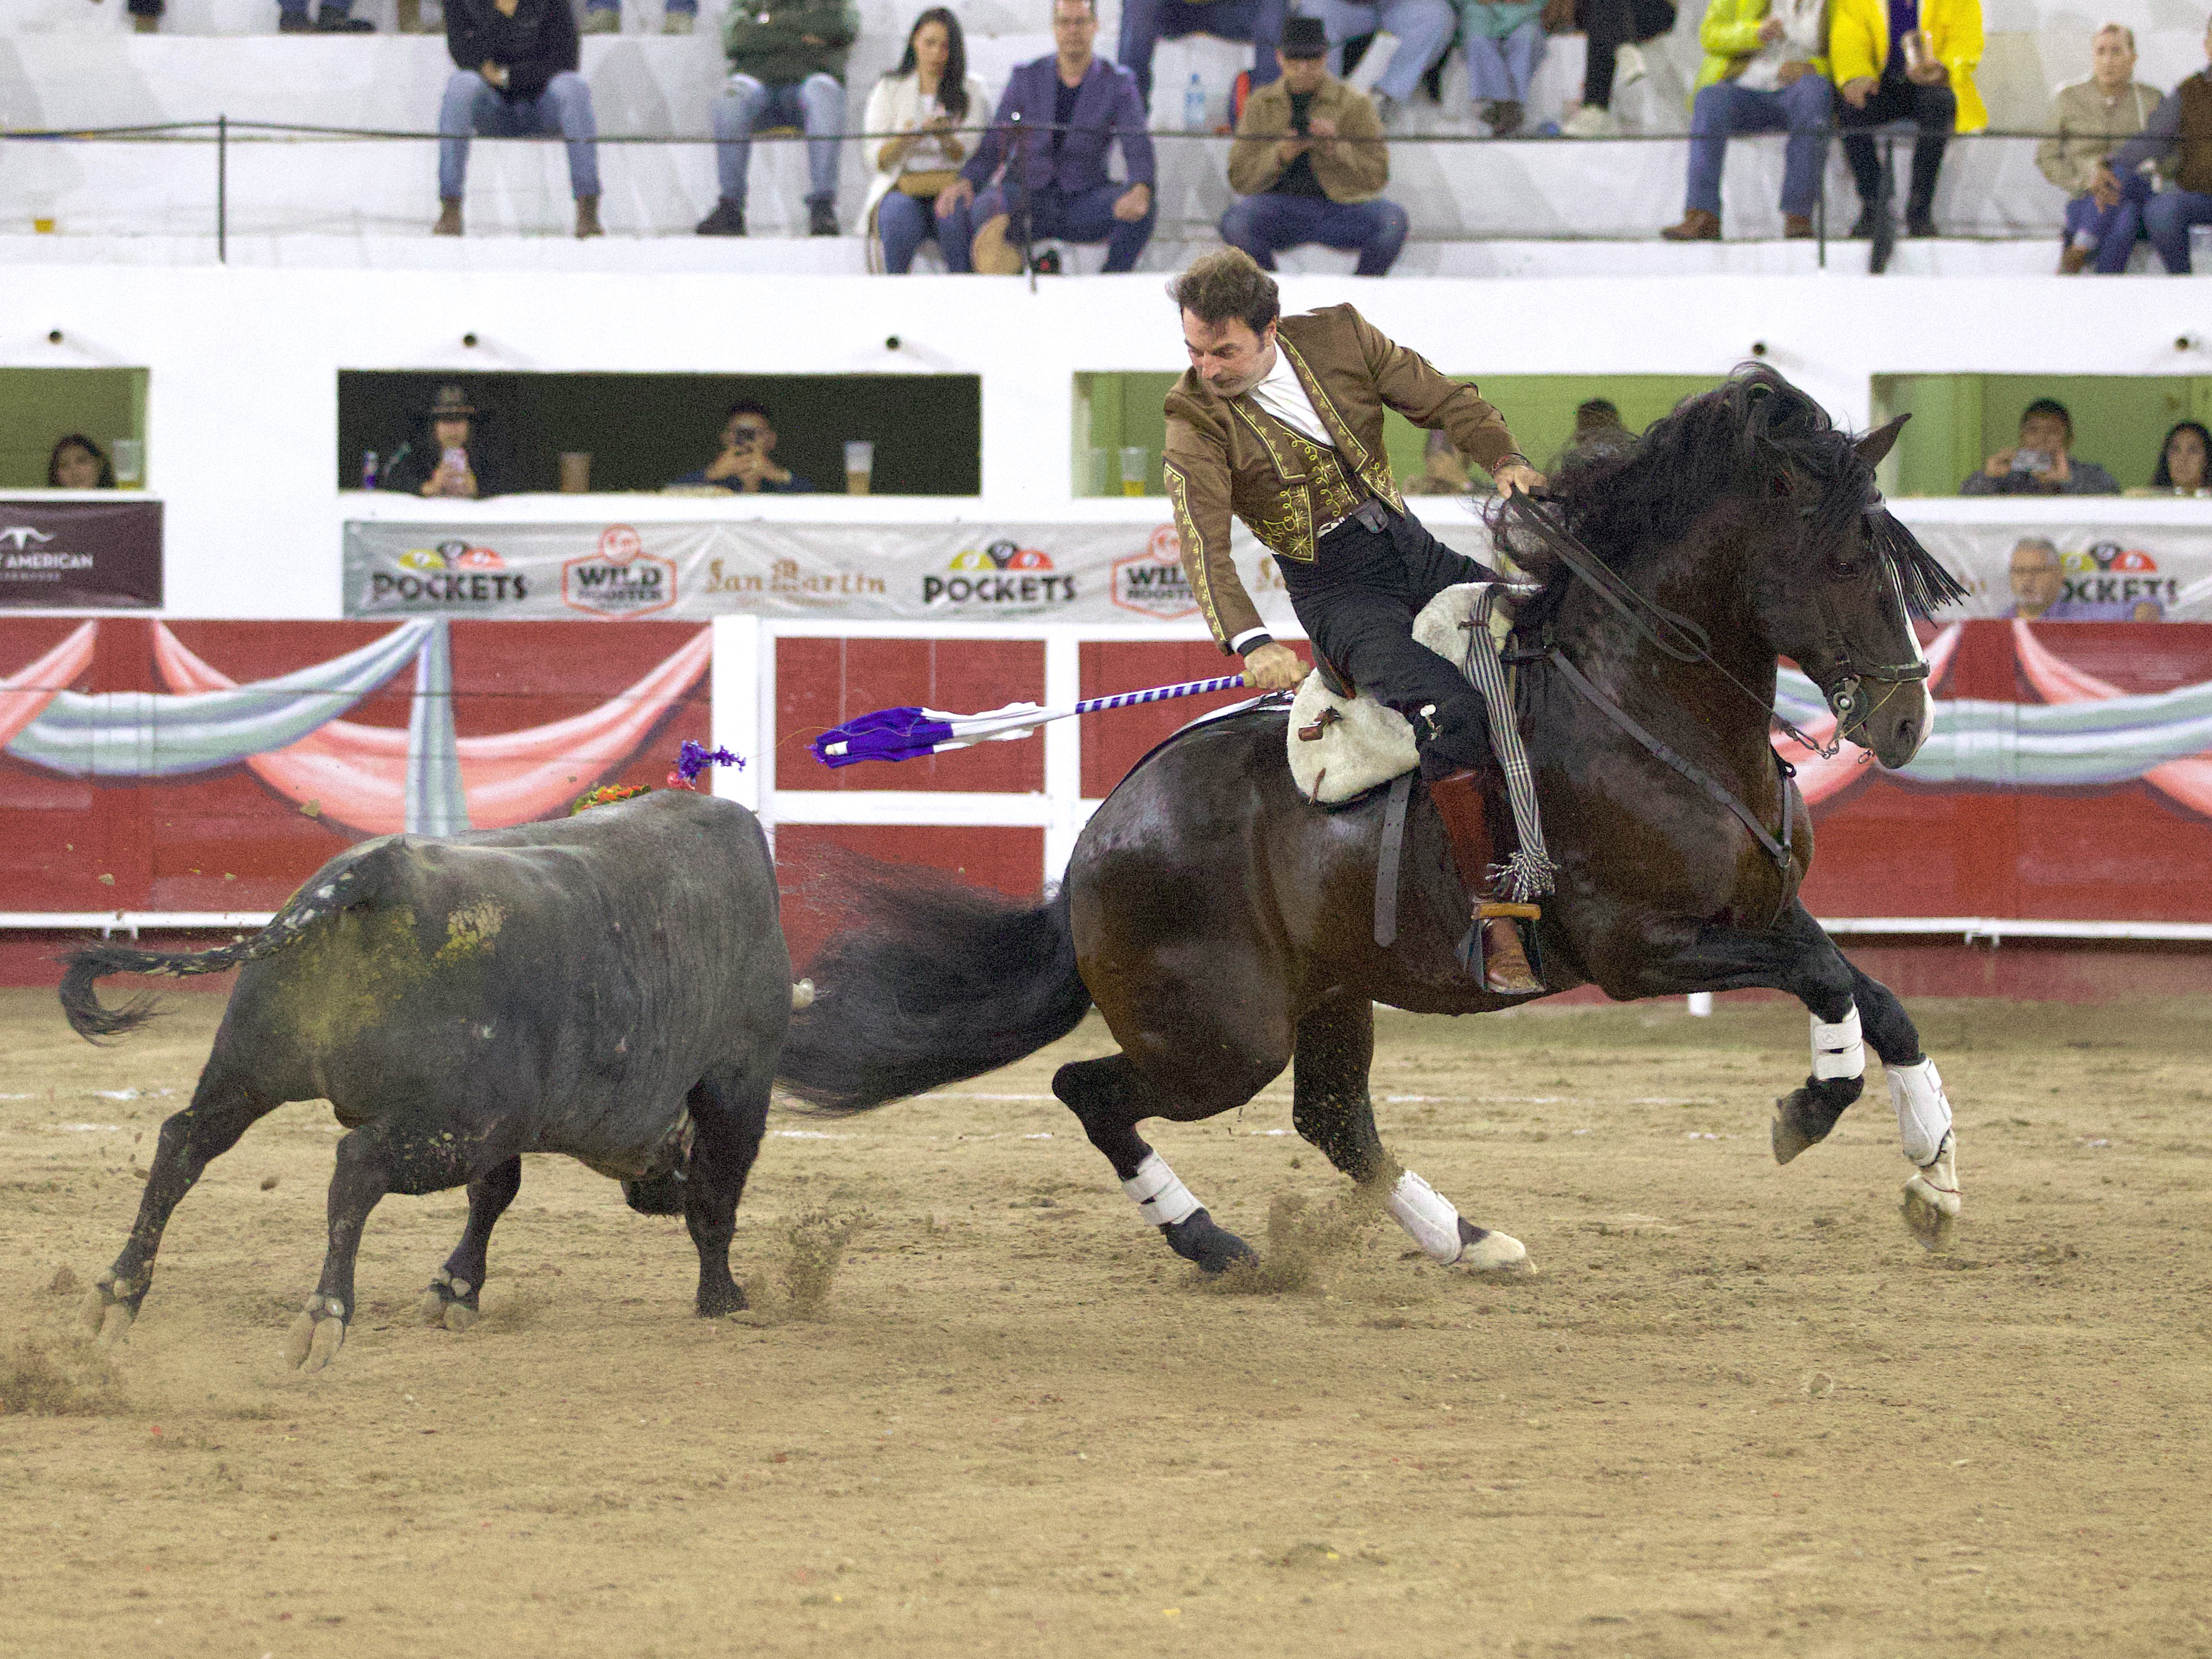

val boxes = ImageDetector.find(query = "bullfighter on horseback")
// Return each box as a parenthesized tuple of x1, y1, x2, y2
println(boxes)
(1162, 245, 1546, 993)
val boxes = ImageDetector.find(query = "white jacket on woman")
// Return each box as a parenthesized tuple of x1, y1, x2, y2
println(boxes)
(857, 69, 992, 239)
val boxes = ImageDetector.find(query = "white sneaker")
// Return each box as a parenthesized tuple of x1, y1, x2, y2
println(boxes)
(1615, 42, 1648, 87)
(1561, 104, 1619, 138)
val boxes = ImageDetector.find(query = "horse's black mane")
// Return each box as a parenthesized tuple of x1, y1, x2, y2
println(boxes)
(1500, 364, 1967, 626)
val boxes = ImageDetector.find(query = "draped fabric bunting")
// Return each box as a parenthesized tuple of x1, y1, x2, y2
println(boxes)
(2011, 620, 2212, 819)
(1, 621, 713, 837)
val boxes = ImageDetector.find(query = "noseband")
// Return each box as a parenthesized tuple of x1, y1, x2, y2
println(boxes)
(1809, 562, 1930, 750)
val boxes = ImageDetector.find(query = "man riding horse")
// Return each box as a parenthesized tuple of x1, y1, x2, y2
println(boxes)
(1163, 248, 1548, 994)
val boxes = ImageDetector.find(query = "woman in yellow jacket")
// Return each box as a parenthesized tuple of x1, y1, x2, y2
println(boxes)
(1829, 0, 1985, 237)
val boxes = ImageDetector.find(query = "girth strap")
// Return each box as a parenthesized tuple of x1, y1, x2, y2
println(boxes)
(1547, 647, 1795, 879)
(1372, 770, 1415, 948)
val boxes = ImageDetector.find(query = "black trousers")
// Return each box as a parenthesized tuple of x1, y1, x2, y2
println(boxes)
(1578, 0, 1678, 109)
(1838, 66, 1956, 215)
(1281, 506, 1498, 777)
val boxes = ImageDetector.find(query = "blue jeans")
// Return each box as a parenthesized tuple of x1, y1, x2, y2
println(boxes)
(878, 189, 974, 273)
(2063, 189, 2143, 273)
(2143, 183, 2212, 273)
(1463, 19, 1543, 106)
(1118, 0, 1285, 107)
(1220, 192, 1409, 275)
(582, 0, 696, 11)
(437, 70, 601, 200)
(973, 181, 1157, 272)
(278, 0, 351, 16)
(1684, 74, 1831, 219)
(713, 73, 845, 208)
(1301, 0, 1456, 102)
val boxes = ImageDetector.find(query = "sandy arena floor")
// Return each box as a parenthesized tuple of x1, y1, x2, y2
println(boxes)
(0, 983, 2207, 1658)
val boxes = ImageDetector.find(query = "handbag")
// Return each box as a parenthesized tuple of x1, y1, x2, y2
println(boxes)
(895, 168, 961, 198)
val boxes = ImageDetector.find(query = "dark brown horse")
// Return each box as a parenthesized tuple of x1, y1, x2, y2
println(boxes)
(779, 368, 1969, 1275)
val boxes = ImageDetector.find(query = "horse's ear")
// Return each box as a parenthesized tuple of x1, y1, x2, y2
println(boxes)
(1856, 414, 1910, 468)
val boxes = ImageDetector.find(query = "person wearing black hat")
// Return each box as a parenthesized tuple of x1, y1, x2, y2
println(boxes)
(1219, 17, 1408, 276)
(379, 385, 514, 498)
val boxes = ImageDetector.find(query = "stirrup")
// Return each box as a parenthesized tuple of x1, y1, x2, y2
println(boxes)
(1477, 914, 1543, 995)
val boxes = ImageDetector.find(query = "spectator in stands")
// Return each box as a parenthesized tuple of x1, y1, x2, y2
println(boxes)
(1660, 0, 1829, 241)
(46, 436, 116, 490)
(436, 0, 602, 239)
(2148, 420, 2211, 493)
(2005, 536, 2160, 621)
(668, 401, 816, 493)
(1960, 399, 2119, 496)
(696, 0, 859, 237)
(1546, 396, 1631, 467)
(940, 0, 1157, 275)
(380, 386, 513, 498)
(579, 0, 697, 34)
(1829, 0, 1984, 238)
(1302, 0, 1457, 126)
(1220, 17, 1407, 275)
(2095, 16, 2212, 273)
(2037, 26, 2158, 274)
(1119, 0, 1285, 115)
(1402, 427, 1473, 494)
(1560, 0, 1678, 138)
(124, 0, 371, 30)
(1462, 0, 1546, 135)
(862, 9, 990, 272)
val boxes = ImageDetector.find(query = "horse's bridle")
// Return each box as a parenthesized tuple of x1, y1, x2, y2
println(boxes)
(1807, 562, 1930, 751)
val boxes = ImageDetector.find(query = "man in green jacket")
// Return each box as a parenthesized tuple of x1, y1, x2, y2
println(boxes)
(696, 0, 858, 237)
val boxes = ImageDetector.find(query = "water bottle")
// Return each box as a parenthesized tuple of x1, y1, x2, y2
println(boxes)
(360, 450, 379, 491)
(1184, 72, 1206, 134)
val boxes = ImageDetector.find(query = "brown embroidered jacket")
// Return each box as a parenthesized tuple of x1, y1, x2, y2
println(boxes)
(1161, 303, 1521, 651)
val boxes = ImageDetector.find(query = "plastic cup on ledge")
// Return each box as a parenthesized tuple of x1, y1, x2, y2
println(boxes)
(1119, 445, 1149, 496)
(2191, 224, 2212, 273)
(558, 451, 592, 493)
(111, 439, 144, 486)
(844, 440, 875, 496)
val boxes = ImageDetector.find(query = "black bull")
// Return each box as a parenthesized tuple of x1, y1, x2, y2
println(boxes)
(59, 791, 790, 1372)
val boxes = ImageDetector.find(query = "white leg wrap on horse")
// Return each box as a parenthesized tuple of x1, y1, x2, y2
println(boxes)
(1122, 1153, 1201, 1228)
(1387, 1170, 1465, 1264)
(1887, 1057, 1952, 1168)
(1811, 1006, 1865, 1081)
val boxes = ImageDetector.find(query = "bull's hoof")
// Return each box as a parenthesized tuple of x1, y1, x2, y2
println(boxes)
(1161, 1208, 1257, 1274)
(281, 1294, 348, 1372)
(418, 1269, 479, 1332)
(696, 1281, 747, 1319)
(78, 1271, 139, 1346)
(1900, 1132, 1962, 1253)
(1455, 1218, 1530, 1273)
(1771, 1075, 1863, 1166)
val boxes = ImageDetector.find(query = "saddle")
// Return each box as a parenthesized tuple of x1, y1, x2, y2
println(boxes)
(1283, 584, 1545, 995)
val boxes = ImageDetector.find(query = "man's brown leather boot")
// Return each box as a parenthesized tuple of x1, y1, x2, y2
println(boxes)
(433, 199, 463, 237)
(1428, 769, 1543, 996)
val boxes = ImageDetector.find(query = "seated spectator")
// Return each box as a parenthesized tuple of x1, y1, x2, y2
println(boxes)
(380, 386, 513, 498)
(1119, 0, 1285, 114)
(1402, 427, 1473, 494)
(278, 0, 375, 31)
(578, 0, 696, 34)
(2005, 536, 2160, 621)
(1829, 0, 1984, 238)
(1661, 0, 1829, 242)
(2037, 26, 2158, 274)
(1221, 17, 1407, 275)
(940, 0, 1156, 275)
(1960, 399, 2119, 496)
(436, 0, 601, 239)
(1302, 0, 1457, 125)
(2096, 16, 2212, 273)
(862, 9, 990, 273)
(1546, 396, 1631, 468)
(47, 435, 116, 490)
(1560, 0, 1678, 138)
(2146, 420, 2211, 494)
(1462, 0, 1546, 135)
(668, 402, 815, 493)
(696, 0, 858, 238)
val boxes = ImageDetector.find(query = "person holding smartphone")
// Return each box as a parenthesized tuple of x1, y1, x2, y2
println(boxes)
(1218, 16, 1408, 277)
(667, 401, 815, 494)
(379, 385, 511, 499)
(1960, 398, 2119, 496)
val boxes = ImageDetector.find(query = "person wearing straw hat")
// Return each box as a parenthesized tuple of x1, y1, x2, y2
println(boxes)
(380, 386, 513, 500)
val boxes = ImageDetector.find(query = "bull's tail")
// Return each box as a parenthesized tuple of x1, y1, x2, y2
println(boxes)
(57, 854, 386, 1043)
(777, 867, 1091, 1114)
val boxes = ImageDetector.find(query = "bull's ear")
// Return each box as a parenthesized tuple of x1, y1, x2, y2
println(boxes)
(1856, 413, 1910, 468)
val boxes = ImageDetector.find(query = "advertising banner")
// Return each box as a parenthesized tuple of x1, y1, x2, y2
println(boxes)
(341, 517, 1494, 631)
(0, 499, 163, 609)
(1911, 518, 2212, 619)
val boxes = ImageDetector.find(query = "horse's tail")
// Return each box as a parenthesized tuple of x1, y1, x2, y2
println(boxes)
(57, 854, 385, 1043)
(777, 868, 1091, 1115)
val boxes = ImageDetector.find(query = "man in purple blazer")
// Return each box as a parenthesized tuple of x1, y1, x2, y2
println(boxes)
(935, 0, 1158, 272)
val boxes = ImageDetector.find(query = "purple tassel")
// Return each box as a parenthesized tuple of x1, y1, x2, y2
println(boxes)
(671, 740, 745, 788)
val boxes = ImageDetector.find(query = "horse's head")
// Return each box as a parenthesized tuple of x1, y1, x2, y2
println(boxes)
(1744, 400, 1965, 769)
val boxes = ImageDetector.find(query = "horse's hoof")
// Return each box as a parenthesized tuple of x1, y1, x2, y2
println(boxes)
(1901, 1174, 1960, 1253)
(1456, 1220, 1528, 1273)
(1772, 1076, 1861, 1166)
(281, 1294, 348, 1372)
(1163, 1209, 1257, 1274)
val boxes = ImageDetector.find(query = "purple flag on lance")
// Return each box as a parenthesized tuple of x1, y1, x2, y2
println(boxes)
(0, 500, 164, 610)
(810, 675, 1252, 768)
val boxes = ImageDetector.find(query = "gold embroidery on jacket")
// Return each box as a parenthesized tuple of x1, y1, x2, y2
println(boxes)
(1164, 464, 1225, 639)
